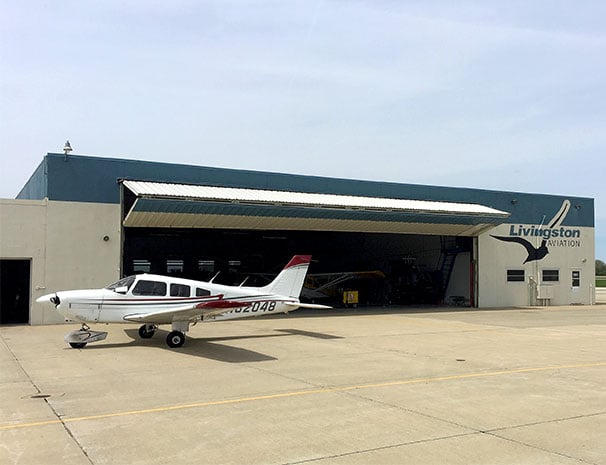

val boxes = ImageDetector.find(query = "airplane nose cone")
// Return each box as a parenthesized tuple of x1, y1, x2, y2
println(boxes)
(36, 293, 55, 303)
(36, 293, 61, 306)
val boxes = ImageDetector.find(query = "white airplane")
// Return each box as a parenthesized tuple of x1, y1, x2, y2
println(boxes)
(37, 255, 329, 349)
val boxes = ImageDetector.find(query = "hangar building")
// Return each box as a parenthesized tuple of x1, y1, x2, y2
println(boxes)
(0, 153, 596, 325)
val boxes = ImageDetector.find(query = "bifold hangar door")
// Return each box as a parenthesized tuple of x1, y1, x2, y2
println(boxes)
(120, 180, 509, 305)
(121, 180, 509, 235)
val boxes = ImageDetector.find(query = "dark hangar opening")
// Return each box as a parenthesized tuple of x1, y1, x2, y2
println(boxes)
(123, 228, 473, 307)
(0, 259, 31, 324)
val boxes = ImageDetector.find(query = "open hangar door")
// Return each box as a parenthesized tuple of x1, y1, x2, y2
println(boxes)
(120, 180, 508, 307)
(122, 228, 472, 307)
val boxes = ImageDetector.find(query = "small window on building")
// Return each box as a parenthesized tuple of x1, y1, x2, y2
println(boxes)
(507, 270, 525, 282)
(196, 288, 211, 297)
(228, 260, 241, 272)
(133, 259, 151, 273)
(132, 280, 167, 296)
(198, 260, 215, 273)
(572, 270, 580, 287)
(542, 269, 559, 282)
(170, 283, 190, 297)
(167, 260, 184, 275)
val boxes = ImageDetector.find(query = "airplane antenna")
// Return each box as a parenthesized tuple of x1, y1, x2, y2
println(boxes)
(209, 271, 220, 283)
(239, 277, 249, 287)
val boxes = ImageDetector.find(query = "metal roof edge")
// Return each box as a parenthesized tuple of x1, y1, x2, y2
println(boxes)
(121, 180, 511, 218)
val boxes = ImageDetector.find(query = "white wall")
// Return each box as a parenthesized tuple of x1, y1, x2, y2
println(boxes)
(477, 223, 595, 307)
(1, 199, 121, 324)
(1, 199, 47, 321)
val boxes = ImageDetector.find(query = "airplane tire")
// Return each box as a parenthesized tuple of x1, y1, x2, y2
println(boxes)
(69, 342, 87, 349)
(138, 325, 155, 339)
(166, 331, 185, 348)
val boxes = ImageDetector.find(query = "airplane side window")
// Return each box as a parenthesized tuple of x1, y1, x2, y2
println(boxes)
(170, 283, 191, 297)
(196, 288, 210, 297)
(132, 280, 167, 296)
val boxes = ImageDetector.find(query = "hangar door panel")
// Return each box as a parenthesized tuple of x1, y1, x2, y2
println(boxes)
(120, 180, 510, 237)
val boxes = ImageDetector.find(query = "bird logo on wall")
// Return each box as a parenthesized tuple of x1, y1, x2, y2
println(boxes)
(491, 200, 571, 263)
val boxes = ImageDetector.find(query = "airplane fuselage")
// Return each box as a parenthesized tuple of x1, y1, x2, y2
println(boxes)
(50, 273, 300, 325)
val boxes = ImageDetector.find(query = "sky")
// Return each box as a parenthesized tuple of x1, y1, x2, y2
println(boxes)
(1, 0, 605, 260)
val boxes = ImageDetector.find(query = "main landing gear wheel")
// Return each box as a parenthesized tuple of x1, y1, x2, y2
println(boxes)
(138, 324, 156, 339)
(69, 342, 87, 349)
(166, 331, 185, 348)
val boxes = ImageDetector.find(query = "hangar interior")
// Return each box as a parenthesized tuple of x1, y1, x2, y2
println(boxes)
(119, 180, 489, 307)
(123, 227, 473, 306)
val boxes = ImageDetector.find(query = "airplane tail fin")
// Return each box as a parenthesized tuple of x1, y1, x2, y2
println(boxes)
(261, 255, 312, 298)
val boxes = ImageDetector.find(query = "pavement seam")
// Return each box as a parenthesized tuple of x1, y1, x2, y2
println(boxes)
(480, 412, 606, 464)
(280, 425, 598, 465)
(279, 409, 605, 465)
(280, 431, 479, 465)
(481, 430, 599, 465)
(483, 411, 606, 435)
(341, 389, 604, 465)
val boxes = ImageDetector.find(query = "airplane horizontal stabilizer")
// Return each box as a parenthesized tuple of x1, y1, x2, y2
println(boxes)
(284, 302, 332, 309)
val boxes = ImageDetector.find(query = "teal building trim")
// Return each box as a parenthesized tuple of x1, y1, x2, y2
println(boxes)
(17, 153, 594, 227)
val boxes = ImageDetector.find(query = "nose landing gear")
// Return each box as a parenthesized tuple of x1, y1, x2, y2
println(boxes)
(64, 323, 108, 349)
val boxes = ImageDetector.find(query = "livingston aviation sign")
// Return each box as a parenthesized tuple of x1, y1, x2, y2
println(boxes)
(491, 200, 582, 264)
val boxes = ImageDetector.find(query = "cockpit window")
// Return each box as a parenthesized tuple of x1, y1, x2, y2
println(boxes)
(132, 280, 167, 296)
(170, 283, 191, 297)
(106, 276, 136, 291)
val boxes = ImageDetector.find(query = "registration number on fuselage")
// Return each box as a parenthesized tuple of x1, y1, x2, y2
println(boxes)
(229, 300, 277, 314)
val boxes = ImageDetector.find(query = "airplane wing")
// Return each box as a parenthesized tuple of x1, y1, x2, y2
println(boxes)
(123, 297, 251, 324)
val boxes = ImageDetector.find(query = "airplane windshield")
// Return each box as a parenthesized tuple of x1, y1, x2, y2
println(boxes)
(106, 276, 136, 291)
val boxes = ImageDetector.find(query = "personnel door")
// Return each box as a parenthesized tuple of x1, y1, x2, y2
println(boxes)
(0, 260, 31, 324)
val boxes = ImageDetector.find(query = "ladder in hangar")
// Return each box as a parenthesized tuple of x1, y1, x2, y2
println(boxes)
(439, 237, 460, 303)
